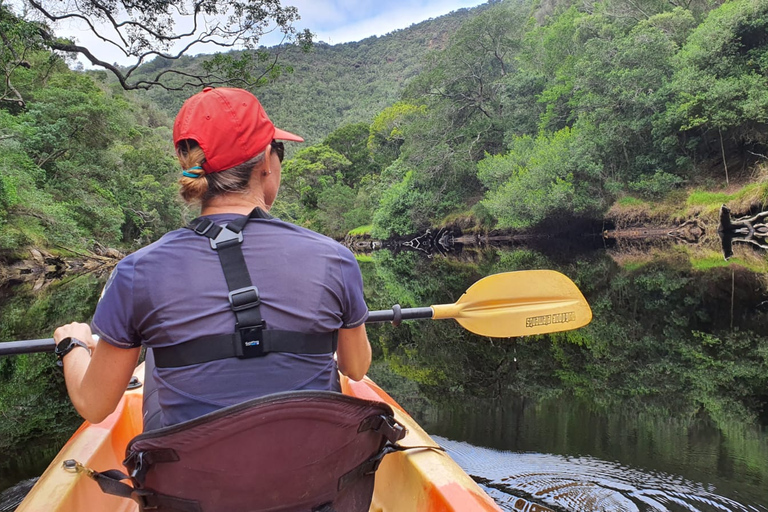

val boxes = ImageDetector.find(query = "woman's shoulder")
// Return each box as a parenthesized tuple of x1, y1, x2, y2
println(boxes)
(116, 227, 196, 267)
(269, 219, 354, 257)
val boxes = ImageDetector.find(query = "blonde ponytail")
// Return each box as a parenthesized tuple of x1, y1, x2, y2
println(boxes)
(177, 140, 209, 203)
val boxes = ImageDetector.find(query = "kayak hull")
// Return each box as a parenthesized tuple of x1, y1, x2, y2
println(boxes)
(17, 364, 500, 512)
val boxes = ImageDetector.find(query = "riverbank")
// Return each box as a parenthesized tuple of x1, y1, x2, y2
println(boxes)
(344, 181, 768, 254)
(0, 247, 120, 290)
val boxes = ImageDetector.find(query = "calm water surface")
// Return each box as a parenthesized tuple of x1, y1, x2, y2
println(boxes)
(1, 237, 767, 511)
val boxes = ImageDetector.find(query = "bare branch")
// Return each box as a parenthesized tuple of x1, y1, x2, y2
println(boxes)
(27, 0, 130, 56)
(36, 147, 69, 168)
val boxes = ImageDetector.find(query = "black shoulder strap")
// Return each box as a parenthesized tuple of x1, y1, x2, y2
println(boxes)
(188, 212, 264, 350)
(152, 208, 337, 368)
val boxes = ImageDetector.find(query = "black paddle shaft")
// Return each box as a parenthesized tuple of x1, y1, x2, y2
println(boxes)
(0, 338, 56, 356)
(366, 306, 434, 325)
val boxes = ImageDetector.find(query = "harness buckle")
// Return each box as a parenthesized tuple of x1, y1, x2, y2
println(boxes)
(236, 322, 267, 358)
(228, 286, 261, 312)
(209, 226, 243, 250)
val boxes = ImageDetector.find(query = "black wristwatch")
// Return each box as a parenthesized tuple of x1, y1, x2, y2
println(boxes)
(54, 337, 92, 367)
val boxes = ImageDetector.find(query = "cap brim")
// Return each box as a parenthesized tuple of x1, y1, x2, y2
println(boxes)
(274, 127, 304, 143)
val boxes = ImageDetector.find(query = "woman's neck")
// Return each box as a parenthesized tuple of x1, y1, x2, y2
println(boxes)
(200, 194, 270, 217)
(200, 163, 275, 216)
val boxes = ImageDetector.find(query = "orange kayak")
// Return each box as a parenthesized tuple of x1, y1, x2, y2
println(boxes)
(16, 363, 501, 512)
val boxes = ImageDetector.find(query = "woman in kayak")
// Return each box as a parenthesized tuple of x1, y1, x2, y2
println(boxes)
(52, 87, 372, 429)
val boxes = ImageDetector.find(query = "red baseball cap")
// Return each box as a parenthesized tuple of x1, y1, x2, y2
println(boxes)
(173, 87, 304, 174)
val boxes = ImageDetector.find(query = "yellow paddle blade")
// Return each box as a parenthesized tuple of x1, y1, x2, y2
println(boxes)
(431, 270, 592, 337)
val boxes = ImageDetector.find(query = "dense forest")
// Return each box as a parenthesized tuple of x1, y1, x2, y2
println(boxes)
(2, 0, 768, 251)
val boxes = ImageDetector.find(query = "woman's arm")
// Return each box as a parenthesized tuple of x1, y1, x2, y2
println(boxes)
(336, 324, 371, 381)
(54, 322, 141, 424)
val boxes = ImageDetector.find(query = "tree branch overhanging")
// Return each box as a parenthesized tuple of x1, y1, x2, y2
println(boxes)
(20, 0, 312, 92)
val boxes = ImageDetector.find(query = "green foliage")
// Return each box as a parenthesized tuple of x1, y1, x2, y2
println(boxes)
(315, 182, 357, 237)
(352, 0, 764, 233)
(11, 0, 311, 93)
(114, 134, 184, 245)
(142, 7, 481, 142)
(687, 190, 734, 207)
(616, 196, 647, 207)
(0, 275, 104, 451)
(348, 225, 372, 236)
(0, 4, 49, 107)
(0, 353, 80, 452)
(628, 170, 685, 200)
(35, 0, 758, 239)
(360, 245, 768, 441)
(281, 144, 352, 209)
(368, 102, 427, 169)
(276, 136, 383, 236)
(201, 51, 294, 89)
(0, 47, 186, 250)
(522, 5, 582, 133)
(478, 127, 605, 228)
(371, 169, 424, 237)
(323, 122, 379, 185)
(667, 0, 768, 151)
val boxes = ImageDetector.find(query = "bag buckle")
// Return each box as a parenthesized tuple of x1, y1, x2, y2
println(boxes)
(235, 322, 267, 358)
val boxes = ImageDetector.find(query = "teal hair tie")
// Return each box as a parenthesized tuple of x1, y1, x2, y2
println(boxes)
(182, 166, 203, 178)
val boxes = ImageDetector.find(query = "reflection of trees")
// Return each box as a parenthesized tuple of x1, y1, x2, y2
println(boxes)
(0, 275, 103, 457)
(368, 248, 768, 505)
(418, 396, 768, 507)
(570, 260, 768, 425)
(365, 248, 579, 400)
(369, 249, 768, 427)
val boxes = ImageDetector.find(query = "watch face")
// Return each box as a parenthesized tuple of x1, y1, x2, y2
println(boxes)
(55, 337, 74, 356)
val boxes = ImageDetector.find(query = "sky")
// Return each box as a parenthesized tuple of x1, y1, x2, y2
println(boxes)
(286, 0, 486, 45)
(46, 0, 488, 68)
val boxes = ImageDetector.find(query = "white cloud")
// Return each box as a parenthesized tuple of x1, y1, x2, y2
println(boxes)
(288, 0, 485, 45)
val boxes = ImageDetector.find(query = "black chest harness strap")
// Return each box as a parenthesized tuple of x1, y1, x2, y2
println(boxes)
(153, 208, 337, 369)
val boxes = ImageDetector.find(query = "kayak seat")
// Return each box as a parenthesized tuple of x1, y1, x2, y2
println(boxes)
(95, 390, 406, 512)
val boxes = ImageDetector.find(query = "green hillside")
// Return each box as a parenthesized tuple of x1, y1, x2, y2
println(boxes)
(139, 5, 487, 144)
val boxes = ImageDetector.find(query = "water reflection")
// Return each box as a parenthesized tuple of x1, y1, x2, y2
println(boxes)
(406, 395, 768, 511)
(439, 436, 762, 512)
(362, 242, 768, 510)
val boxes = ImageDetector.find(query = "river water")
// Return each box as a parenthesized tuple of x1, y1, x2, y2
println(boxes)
(1, 234, 767, 511)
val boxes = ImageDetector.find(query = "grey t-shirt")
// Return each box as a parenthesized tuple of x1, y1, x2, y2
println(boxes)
(92, 210, 368, 427)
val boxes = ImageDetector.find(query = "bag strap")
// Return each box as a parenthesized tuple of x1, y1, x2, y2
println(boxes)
(64, 460, 202, 512)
